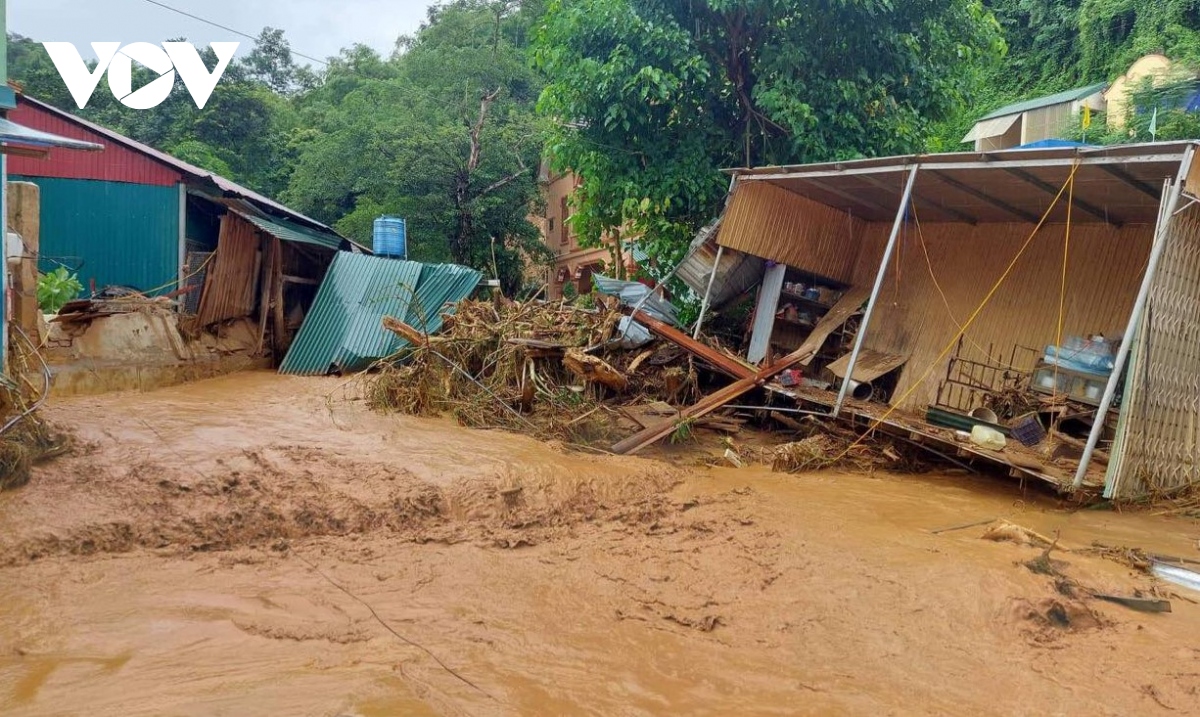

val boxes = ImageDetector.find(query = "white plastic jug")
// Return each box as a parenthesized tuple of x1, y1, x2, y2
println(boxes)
(970, 425, 1007, 451)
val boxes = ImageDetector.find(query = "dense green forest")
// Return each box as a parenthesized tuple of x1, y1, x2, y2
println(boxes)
(9, 0, 1200, 292)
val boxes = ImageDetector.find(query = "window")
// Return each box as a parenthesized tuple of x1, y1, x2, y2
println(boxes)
(548, 217, 555, 233)
(560, 197, 570, 246)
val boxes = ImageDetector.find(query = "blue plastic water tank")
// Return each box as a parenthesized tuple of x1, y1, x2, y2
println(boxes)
(373, 216, 407, 258)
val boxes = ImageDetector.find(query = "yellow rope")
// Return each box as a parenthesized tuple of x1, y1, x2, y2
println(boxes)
(1052, 172, 1076, 407)
(831, 161, 1083, 460)
(911, 203, 1024, 371)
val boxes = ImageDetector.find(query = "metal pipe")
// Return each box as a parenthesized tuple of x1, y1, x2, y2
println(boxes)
(1074, 145, 1195, 491)
(846, 380, 874, 401)
(833, 164, 919, 416)
(692, 244, 724, 339)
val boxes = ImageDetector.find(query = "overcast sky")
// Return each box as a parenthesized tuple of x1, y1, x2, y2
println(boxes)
(10, 0, 433, 64)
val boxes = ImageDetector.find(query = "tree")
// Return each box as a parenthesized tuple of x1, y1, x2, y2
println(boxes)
(285, 1, 549, 294)
(240, 27, 319, 95)
(533, 0, 1003, 269)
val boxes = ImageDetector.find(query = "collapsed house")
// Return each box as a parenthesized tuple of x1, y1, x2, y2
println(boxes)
(667, 142, 1200, 501)
(4, 93, 370, 393)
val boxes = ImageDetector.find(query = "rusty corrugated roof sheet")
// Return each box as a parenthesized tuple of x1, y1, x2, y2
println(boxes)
(278, 253, 481, 376)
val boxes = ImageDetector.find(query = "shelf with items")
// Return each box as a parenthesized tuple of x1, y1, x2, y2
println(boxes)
(780, 291, 834, 312)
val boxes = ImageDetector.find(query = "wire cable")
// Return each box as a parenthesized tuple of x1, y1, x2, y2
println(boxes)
(140, 0, 329, 66)
(0, 326, 53, 437)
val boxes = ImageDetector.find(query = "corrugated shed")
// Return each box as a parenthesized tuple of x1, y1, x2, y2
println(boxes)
(197, 214, 261, 325)
(17, 176, 180, 292)
(851, 219, 1152, 412)
(404, 264, 482, 333)
(1108, 210, 1200, 498)
(7, 101, 183, 186)
(718, 181, 864, 284)
(279, 254, 481, 376)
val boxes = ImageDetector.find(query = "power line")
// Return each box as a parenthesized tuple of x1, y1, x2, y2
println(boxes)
(140, 0, 329, 66)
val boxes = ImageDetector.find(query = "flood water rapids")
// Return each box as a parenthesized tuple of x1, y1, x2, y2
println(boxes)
(1, 372, 1198, 716)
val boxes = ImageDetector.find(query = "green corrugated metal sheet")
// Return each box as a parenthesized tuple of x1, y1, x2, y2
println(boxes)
(279, 253, 481, 376)
(16, 176, 180, 292)
(237, 211, 344, 250)
(979, 82, 1108, 121)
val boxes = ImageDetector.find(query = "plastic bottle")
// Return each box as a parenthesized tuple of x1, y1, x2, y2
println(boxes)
(970, 425, 1007, 451)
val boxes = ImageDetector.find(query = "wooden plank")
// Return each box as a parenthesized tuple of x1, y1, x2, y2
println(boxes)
(628, 309, 752, 379)
(826, 348, 908, 383)
(255, 236, 273, 355)
(611, 339, 826, 455)
(794, 286, 869, 367)
(282, 274, 321, 286)
(270, 237, 288, 358)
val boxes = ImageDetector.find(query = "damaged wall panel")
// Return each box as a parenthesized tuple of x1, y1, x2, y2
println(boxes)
(718, 181, 865, 284)
(850, 219, 1153, 412)
(196, 213, 261, 326)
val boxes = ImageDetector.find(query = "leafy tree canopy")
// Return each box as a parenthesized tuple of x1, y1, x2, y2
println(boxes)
(931, 0, 1200, 148)
(533, 0, 1003, 267)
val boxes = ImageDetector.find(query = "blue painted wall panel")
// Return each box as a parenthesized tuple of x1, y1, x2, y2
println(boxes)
(14, 176, 180, 294)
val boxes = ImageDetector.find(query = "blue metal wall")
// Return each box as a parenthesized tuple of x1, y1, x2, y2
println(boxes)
(14, 176, 180, 294)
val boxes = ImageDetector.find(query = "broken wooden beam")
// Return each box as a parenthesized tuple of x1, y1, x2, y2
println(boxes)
(382, 316, 429, 347)
(611, 342, 822, 455)
(564, 348, 629, 392)
(625, 308, 753, 379)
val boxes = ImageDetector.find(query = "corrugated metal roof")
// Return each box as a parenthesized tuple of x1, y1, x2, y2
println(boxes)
(235, 210, 344, 251)
(979, 82, 1108, 121)
(677, 220, 765, 308)
(0, 116, 103, 151)
(9, 100, 185, 186)
(279, 253, 481, 376)
(15, 94, 355, 247)
(725, 141, 1192, 226)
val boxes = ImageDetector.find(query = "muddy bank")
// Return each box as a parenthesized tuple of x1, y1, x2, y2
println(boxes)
(2, 372, 1199, 716)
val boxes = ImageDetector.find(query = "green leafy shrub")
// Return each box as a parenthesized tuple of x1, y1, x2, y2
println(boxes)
(38, 267, 83, 314)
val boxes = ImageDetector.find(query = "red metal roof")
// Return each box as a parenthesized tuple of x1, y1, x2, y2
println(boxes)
(7, 98, 183, 186)
(6, 95, 346, 240)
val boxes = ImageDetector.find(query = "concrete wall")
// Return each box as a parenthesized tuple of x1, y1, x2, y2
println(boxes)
(1106, 54, 1177, 129)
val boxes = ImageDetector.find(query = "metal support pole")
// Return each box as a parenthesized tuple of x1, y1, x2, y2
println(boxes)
(832, 164, 919, 416)
(1073, 147, 1194, 490)
(692, 244, 724, 339)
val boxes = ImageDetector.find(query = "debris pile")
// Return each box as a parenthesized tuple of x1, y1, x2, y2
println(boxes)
(367, 298, 717, 445)
(765, 430, 934, 474)
(0, 335, 72, 490)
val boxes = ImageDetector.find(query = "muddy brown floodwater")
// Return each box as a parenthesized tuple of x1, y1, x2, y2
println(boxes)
(1, 372, 1199, 716)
